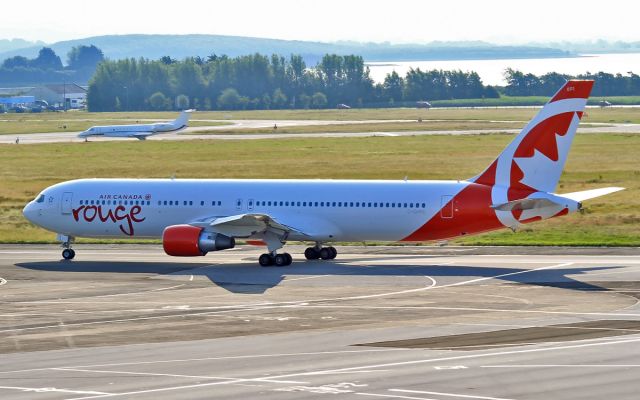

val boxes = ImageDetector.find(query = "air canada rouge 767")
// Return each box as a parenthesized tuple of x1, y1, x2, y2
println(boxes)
(24, 81, 623, 266)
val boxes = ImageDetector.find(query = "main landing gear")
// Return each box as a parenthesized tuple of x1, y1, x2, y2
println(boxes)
(304, 245, 337, 260)
(259, 252, 293, 267)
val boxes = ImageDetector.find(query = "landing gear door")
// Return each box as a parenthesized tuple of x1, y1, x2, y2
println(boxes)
(61, 192, 73, 214)
(440, 195, 454, 219)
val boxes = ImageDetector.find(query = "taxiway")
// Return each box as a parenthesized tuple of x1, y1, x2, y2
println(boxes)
(0, 244, 639, 399)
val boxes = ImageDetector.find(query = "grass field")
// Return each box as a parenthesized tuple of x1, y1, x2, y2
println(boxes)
(1, 132, 637, 245)
(2, 107, 638, 135)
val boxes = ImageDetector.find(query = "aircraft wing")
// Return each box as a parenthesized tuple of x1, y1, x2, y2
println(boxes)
(189, 213, 341, 244)
(189, 213, 310, 239)
(131, 132, 154, 140)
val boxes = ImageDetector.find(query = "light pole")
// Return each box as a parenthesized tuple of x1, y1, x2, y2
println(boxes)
(123, 85, 129, 111)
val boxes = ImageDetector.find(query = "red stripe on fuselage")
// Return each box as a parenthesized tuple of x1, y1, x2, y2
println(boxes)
(401, 161, 502, 242)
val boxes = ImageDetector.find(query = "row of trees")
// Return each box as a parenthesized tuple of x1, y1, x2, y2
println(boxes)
(87, 53, 501, 111)
(504, 68, 640, 96)
(0, 46, 104, 85)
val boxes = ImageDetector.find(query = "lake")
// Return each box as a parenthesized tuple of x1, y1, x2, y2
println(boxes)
(366, 53, 640, 86)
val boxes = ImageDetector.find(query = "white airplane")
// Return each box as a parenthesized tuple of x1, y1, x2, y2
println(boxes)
(24, 81, 624, 265)
(78, 110, 193, 140)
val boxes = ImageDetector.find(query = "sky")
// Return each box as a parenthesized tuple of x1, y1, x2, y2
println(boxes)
(2, 0, 639, 44)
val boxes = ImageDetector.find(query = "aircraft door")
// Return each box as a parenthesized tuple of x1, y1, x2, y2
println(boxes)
(61, 192, 73, 214)
(440, 195, 454, 219)
(235, 198, 243, 211)
(247, 199, 254, 211)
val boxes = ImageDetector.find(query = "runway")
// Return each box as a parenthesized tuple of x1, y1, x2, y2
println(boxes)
(1, 244, 640, 399)
(2, 119, 639, 144)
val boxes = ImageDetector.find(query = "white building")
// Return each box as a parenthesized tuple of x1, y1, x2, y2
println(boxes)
(26, 84, 87, 109)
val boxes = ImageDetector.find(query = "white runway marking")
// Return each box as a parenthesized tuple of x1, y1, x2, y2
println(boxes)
(0, 349, 409, 374)
(482, 364, 640, 368)
(0, 385, 111, 395)
(261, 335, 640, 381)
(63, 333, 640, 400)
(0, 262, 576, 334)
(0, 277, 6, 286)
(52, 367, 306, 384)
(356, 392, 438, 400)
(299, 304, 640, 318)
(390, 388, 514, 400)
(284, 274, 330, 282)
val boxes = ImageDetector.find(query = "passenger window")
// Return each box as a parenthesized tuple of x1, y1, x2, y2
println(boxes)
(169, 201, 173, 205)
(332, 202, 336, 207)
(422, 203, 426, 208)
(218, 201, 222, 206)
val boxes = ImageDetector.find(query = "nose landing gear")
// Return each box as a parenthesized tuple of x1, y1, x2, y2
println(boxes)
(59, 234, 75, 260)
(62, 248, 76, 260)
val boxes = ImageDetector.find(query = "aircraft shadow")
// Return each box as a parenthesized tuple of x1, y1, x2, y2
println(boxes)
(15, 259, 621, 295)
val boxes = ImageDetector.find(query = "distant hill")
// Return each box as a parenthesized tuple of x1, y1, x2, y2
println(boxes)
(0, 34, 572, 65)
(0, 38, 45, 53)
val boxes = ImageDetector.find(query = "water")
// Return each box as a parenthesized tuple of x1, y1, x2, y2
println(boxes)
(367, 53, 640, 86)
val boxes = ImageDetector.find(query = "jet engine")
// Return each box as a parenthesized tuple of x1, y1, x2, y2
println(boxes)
(162, 225, 235, 256)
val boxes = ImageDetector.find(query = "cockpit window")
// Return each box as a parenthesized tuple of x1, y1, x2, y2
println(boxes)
(35, 194, 45, 203)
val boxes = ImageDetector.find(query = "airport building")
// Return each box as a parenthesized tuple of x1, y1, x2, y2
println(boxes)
(26, 83, 87, 109)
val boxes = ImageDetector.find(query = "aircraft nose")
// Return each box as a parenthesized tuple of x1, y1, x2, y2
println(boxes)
(22, 202, 38, 224)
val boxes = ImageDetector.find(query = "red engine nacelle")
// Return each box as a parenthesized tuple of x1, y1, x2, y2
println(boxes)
(162, 225, 235, 257)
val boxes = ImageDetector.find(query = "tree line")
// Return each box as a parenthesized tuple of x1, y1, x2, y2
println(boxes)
(504, 68, 640, 97)
(87, 53, 501, 111)
(0, 46, 104, 85)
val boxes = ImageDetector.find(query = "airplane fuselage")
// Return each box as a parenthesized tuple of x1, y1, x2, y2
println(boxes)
(25, 178, 494, 242)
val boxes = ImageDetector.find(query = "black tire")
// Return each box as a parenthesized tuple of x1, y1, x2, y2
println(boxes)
(274, 254, 288, 267)
(259, 253, 273, 267)
(62, 249, 74, 260)
(328, 246, 337, 259)
(319, 247, 332, 260)
(304, 247, 320, 260)
(69, 249, 76, 259)
(284, 253, 293, 265)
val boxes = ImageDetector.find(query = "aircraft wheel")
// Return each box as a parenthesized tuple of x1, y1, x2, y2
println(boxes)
(62, 248, 75, 260)
(284, 253, 293, 265)
(304, 247, 320, 260)
(319, 247, 332, 260)
(328, 246, 337, 259)
(259, 253, 274, 267)
(274, 253, 290, 267)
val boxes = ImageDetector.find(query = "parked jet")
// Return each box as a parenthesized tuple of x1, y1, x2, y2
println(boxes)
(78, 110, 193, 140)
(24, 81, 623, 265)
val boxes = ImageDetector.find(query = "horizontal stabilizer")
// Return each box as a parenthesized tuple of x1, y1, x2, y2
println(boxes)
(491, 198, 559, 212)
(560, 187, 625, 202)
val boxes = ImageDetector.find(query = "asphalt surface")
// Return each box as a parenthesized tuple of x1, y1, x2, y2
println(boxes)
(1, 244, 640, 399)
(2, 119, 639, 144)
